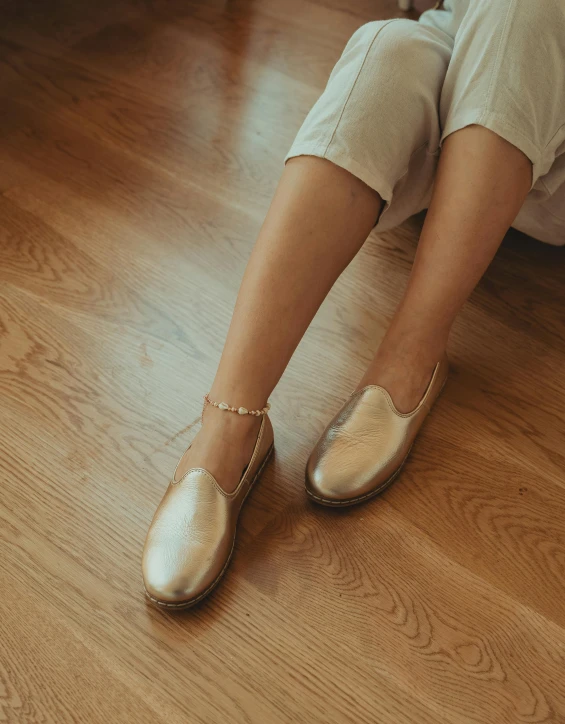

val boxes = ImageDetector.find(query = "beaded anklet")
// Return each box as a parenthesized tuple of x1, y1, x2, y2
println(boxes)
(203, 393, 271, 417)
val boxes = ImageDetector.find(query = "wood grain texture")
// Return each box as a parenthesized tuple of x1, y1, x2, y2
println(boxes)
(1, 1, 565, 722)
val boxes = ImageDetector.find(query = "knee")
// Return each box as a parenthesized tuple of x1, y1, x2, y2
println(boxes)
(348, 20, 426, 73)
(343, 19, 448, 100)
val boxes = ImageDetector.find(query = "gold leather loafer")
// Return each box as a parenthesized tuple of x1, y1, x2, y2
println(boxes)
(306, 354, 449, 506)
(142, 415, 274, 609)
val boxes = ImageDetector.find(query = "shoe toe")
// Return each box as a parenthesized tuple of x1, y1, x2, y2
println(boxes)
(305, 446, 373, 503)
(142, 539, 216, 607)
(141, 472, 232, 607)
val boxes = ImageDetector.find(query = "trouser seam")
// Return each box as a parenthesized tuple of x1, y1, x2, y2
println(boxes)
(478, 0, 515, 126)
(322, 19, 401, 158)
(544, 121, 565, 154)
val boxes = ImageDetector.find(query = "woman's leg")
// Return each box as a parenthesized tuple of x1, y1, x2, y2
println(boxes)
(213, 157, 382, 406)
(365, 0, 565, 412)
(176, 158, 382, 491)
(357, 124, 532, 412)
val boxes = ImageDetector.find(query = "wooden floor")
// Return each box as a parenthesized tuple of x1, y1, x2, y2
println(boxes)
(1, 0, 565, 722)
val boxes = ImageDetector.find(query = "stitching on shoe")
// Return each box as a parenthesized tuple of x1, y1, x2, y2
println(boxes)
(231, 416, 266, 497)
(351, 358, 444, 418)
(170, 417, 267, 498)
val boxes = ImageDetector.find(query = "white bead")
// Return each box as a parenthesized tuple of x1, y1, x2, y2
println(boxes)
(218, 402, 229, 410)
(238, 407, 248, 415)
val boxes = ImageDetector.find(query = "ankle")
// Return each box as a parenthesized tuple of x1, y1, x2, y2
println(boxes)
(201, 403, 262, 441)
(207, 385, 270, 415)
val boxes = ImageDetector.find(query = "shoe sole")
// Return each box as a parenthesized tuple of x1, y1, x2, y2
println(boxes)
(306, 376, 448, 508)
(305, 444, 413, 508)
(145, 442, 274, 611)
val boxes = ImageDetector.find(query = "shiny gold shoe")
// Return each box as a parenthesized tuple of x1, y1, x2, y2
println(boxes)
(305, 354, 449, 506)
(142, 413, 274, 609)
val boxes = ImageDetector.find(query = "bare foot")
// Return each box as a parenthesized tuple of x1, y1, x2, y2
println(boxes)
(173, 405, 262, 494)
(356, 340, 444, 413)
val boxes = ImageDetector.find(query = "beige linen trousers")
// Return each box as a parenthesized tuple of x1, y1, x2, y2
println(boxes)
(285, 0, 565, 245)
